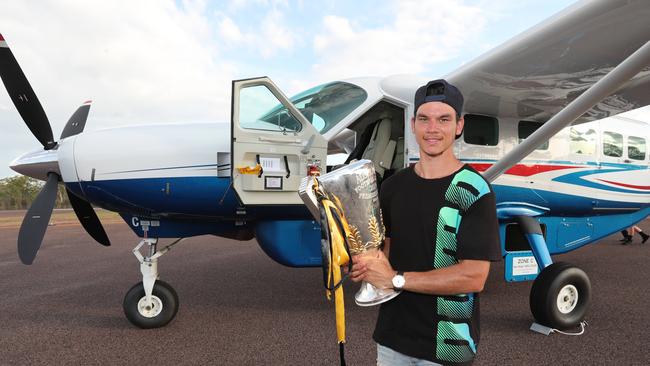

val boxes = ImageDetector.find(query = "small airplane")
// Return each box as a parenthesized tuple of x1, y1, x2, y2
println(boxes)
(1, 0, 650, 332)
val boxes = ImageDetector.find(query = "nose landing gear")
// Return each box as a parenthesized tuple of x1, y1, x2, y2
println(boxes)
(122, 238, 185, 328)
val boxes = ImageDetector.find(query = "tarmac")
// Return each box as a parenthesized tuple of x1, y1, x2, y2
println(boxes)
(0, 212, 648, 365)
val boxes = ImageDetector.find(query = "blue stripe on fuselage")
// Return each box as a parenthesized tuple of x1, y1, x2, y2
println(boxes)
(464, 158, 647, 170)
(552, 168, 649, 194)
(70, 177, 240, 217)
(68, 175, 646, 220)
(492, 185, 647, 215)
(67, 176, 313, 220)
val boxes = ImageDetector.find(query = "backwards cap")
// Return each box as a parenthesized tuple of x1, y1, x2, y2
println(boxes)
(414, 79, 464, 117)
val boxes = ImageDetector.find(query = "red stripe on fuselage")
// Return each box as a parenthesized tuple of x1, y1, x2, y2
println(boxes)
(597, 179, 650, 190)
(469, 163, 578, 177)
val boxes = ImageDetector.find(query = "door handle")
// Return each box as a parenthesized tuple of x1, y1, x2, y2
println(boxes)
(258, 136, 302, 144)
(284, 155, 291, 178)
(301, 134, 316, 154)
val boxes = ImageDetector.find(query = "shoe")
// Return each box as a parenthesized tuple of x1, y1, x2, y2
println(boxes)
(619, 230, 630, 242)
(641, 232, 649, 244)
(621, 237, 632, 245)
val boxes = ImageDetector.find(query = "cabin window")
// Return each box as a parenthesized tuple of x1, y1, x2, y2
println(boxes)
(628, 136, 647, 161)
(239, 85, 302, 132)
(518, 121, 548, 150)
(602, 131, 623, 158)
(569, 126, 596, 155)
(463, 114, 499, 146)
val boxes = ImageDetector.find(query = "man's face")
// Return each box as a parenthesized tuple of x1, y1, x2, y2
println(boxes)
(411, 102, 464, 158)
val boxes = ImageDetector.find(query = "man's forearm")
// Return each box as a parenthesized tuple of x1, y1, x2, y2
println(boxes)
(401, 260, 490, 295)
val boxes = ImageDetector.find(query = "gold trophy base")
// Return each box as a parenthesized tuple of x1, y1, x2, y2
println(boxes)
(354, 281, 401, 307)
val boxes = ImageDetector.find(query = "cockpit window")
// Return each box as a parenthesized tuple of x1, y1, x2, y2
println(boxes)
(260, 82, 367, 134)
(239, 85, 303, 132)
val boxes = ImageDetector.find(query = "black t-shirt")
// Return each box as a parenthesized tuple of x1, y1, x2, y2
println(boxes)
(373, 164, 501, 365)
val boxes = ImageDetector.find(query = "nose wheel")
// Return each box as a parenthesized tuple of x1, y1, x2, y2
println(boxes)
(124, 237, 186, 328)
(123, 280, 179, 329)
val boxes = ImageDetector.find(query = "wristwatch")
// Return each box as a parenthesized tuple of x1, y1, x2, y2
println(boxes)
(392, 271, 405, 290)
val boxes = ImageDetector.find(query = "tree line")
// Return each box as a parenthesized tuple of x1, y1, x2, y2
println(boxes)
(0, 175, 71, 210)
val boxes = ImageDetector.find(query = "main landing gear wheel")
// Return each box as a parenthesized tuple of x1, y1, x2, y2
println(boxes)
(123, 280, 179, 329)
(530, 262, 591, 330)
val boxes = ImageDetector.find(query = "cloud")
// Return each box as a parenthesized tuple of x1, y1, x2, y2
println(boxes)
(311, 0, 487, 80)
(227, 0, 289, 10)
(218, 16, 245, 43)
(1, 1, 237, 122)
(0, 0, 237, 177)
(217, 10, 296, 59)
(259, 10, 296, 57)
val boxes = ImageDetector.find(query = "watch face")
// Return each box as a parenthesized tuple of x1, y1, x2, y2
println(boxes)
(392, 275, 405, 289)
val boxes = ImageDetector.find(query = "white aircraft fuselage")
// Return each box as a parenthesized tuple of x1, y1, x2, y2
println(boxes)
(10, 75, 650, 267)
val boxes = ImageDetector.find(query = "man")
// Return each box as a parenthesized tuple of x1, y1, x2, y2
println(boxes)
(351, 79, 501, 365)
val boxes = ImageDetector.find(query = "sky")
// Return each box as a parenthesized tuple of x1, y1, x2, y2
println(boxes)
(1, 0, 645, 178)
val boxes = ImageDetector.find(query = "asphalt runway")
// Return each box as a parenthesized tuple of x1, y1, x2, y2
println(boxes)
(0, 214, 648, 365)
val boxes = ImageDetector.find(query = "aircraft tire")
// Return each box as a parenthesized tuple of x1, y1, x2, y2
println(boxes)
(529, 262, 591, 330)
(123, 280, 179, 329)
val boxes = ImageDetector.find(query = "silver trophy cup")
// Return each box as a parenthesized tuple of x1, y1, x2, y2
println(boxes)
(300, 159, 400, 306)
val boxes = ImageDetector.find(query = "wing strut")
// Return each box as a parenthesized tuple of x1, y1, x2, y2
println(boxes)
(484, 41, 650, 182)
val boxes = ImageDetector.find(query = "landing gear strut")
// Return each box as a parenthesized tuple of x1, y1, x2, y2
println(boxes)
(123, 238, 185, 328)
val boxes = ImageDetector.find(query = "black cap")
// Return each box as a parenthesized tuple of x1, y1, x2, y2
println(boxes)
(414, 79, 464, 117)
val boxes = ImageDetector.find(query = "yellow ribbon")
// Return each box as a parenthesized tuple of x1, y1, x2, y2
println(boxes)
(237, 164, 262, 174)
(313, 178, 351, 345)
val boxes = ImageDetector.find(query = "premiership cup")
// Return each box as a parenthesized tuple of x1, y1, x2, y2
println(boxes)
(299, 159, 401, 306)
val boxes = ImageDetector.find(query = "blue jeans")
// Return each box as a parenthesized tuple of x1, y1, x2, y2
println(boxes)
(377, 344, 442, 366)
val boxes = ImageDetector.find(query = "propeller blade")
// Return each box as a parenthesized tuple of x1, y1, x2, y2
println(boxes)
(0, 34, 55, 149)
(17, 173, 59, 264)
(66, 188, 110, 246)
(60, 101, 91, 139)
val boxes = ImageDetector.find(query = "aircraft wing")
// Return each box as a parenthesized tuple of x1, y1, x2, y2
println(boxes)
(446, 0, 650, 123)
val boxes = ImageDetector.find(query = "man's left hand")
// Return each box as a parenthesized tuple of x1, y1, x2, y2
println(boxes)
(351, 250, 395, 289)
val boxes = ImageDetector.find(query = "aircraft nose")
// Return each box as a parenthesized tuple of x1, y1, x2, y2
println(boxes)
(10, 148, 60, 181)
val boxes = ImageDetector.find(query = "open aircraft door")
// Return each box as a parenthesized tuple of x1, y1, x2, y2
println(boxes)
(231, 77, 328, 205)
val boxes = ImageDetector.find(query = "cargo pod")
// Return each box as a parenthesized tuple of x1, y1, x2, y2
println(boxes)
(231, 77, 328, 267)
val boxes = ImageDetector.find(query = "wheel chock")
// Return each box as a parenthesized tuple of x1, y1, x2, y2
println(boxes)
(530, 322, 553, 335)
(530, 321, 588, 336)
